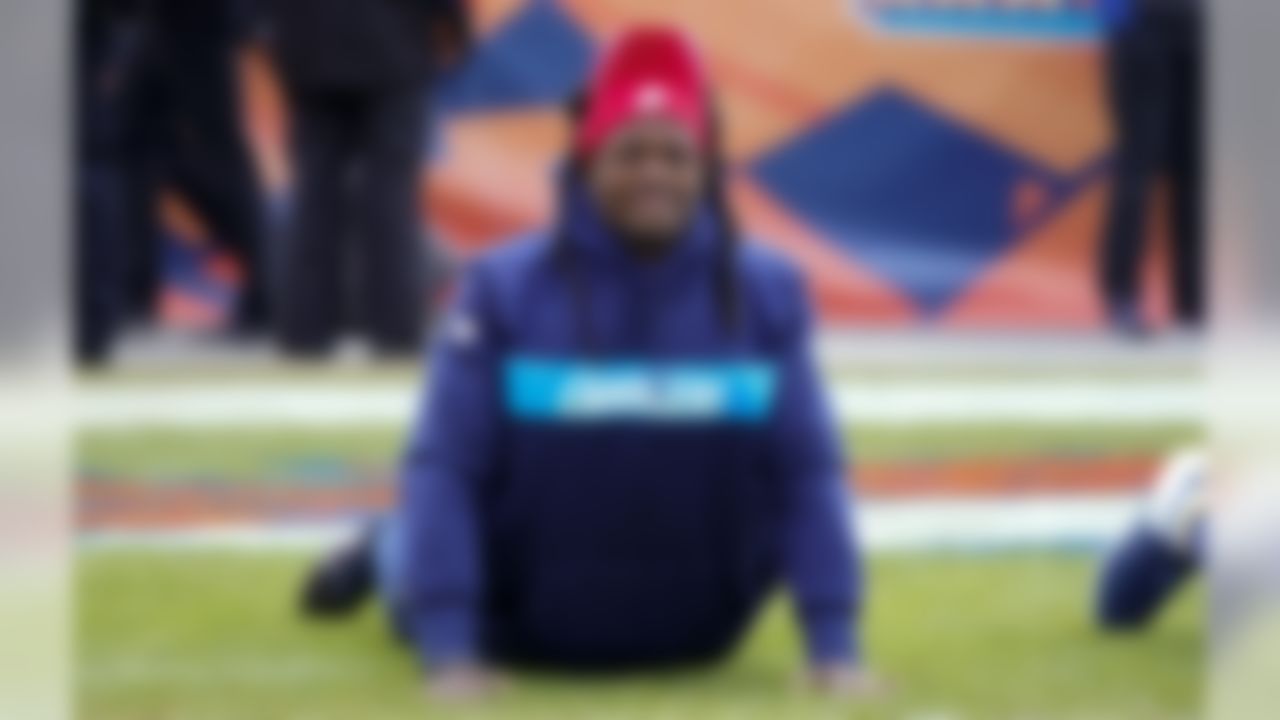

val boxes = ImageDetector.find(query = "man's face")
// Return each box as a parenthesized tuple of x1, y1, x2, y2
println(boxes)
(585, 117, 706, 251)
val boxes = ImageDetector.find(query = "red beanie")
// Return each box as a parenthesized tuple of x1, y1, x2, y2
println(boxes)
(576, 26, 710, 156)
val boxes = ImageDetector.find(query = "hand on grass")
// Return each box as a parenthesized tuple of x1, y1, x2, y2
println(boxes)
(806, 663, 887, 698)
(426, 663, 504, 702)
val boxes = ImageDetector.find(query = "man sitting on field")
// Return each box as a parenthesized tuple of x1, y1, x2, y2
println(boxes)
(299, 26, 871, 700)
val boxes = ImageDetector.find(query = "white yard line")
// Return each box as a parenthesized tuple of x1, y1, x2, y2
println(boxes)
(77, 379, 1201, 429)
(79, 495, 1137, 553)
(857, 496, 1135, 550)
(830, 381, 1200, 424)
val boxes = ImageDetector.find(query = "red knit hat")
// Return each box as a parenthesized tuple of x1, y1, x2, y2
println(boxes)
(576, 26, 710, 156)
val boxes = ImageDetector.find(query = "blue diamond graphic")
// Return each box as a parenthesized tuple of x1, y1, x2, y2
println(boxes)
(752, 87, 1056, 314)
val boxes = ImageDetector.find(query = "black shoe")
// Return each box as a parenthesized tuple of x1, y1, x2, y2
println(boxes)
(300, 524, 377, 618)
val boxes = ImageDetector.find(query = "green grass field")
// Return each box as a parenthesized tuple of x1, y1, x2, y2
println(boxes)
(77, 364, 1204, 718)
(78, 551, 1201, 720)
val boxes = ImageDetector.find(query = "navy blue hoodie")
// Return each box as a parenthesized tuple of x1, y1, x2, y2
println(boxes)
(400, 187, 860, 669)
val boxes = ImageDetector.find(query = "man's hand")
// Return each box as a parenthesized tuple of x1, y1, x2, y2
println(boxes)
(806, 663, 887, 698)
(426, 663, 504, 702)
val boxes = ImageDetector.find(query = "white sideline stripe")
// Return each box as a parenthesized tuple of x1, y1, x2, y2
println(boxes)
(77, 381, 1200, 428)
(832, 382, 1198, 424)
(79, 495, 1136, 553)
(859, 496, 1134, 550)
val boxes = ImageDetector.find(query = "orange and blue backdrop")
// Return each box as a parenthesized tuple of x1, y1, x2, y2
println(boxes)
(163, 0, 1176, 330)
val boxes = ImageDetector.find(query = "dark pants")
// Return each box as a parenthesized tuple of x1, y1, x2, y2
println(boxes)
(276, 86, 430, 355)
(76, 8, 148, 364)
(77, 153, 131, 364)
(127, 38, 267, 329)
(1101, 2, 1203, 327)
(166, 49, 267, 328)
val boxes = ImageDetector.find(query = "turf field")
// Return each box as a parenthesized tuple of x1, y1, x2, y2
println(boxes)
(76, 361, 1204, 718)
(78, 551, 1201, 720)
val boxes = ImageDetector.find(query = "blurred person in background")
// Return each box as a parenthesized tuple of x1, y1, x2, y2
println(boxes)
(76, 0, 149, 365)
(76, 0, 268, 365)
(1099, 0, 1203, 336)
(138, 0, 269, 337)
(258, 0, 470, 358)
(299, 27, 872, 700)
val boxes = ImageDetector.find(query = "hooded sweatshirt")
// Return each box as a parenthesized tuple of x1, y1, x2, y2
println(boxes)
(399, 186, 861, 670)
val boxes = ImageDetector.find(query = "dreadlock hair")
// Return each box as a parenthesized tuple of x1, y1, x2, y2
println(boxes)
(553, 90, 742, 353)
(551, 89, 597, 352)
(705, 101, 742, 332)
